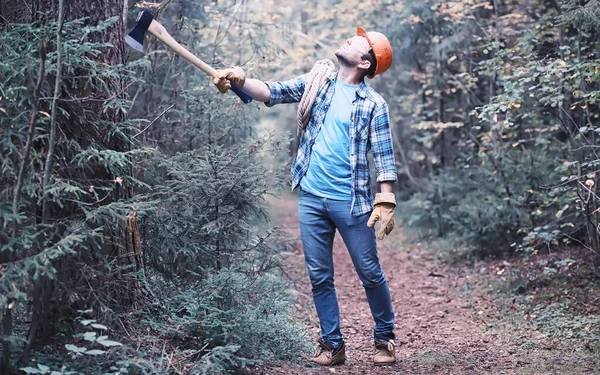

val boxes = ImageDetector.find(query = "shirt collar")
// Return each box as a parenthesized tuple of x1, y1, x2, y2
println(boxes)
(326, 71, 368, 99)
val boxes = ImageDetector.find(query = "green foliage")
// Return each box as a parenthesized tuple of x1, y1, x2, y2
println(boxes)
(1, 3, 305, 374)
(529, 304, 600, 351)
(0, 12, 140, 314)
(399, 139, 575, 257)
(389, 0, 600, 262)
(399, 167, 522, 256)
(146, 269, 309, 374)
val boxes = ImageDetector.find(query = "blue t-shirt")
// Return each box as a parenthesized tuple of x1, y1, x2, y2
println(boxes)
(300, 78, 358, 200)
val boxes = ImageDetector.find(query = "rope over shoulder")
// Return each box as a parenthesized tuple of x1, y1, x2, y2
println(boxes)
(297, 59, 335, 137)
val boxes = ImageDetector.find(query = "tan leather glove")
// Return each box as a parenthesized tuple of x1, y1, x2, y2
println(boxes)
(367, 192, 396, 240)
(212, 66, 246, 94)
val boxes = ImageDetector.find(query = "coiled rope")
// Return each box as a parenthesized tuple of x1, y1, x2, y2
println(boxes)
(297, 59, 335, 136)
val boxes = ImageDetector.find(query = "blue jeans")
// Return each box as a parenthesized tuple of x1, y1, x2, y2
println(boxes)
(298, 189, 395, 350)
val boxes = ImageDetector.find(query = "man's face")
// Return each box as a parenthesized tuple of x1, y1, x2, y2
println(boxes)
(335, 35, 371, 68)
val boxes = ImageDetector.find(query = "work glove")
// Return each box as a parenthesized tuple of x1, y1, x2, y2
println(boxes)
(367, 192, 396, 240)
(212, 66, 246, 94)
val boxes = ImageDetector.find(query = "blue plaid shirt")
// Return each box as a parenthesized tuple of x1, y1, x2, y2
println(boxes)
(266, 72, 397, 216)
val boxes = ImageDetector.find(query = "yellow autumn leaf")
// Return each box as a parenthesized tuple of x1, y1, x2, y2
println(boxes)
(409, 14, 424, 26)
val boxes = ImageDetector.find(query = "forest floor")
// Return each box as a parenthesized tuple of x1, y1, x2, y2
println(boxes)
(260, 194, 600, 375)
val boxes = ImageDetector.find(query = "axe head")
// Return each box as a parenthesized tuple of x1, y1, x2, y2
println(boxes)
(125, 9, 154, 53)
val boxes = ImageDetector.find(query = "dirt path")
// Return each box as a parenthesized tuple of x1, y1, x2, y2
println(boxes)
(264, 196, 597, 375)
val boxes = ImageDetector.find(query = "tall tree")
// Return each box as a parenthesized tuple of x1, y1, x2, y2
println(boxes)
(1, 0, 144, 371)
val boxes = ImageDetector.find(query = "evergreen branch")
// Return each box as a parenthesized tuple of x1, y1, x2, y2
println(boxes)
(62, 194, 112, 206)
(132, 103, 175, 139)
(582, 5, 600, 26)
(0, 13, 11, 28)
(549, 0, 562, 14)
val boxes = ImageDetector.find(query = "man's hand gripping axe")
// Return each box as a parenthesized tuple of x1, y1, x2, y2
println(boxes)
(125, 9, 252, 104)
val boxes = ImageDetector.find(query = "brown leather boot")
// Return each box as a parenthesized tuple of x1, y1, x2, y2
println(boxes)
(309, 340, 346, 366)
(373, 339, 396, 365)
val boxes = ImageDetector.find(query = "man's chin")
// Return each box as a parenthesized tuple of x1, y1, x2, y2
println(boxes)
(335, 52, 351, 67)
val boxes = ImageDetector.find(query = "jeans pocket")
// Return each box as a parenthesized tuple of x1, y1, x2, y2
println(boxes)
(345, 210, 371, 229)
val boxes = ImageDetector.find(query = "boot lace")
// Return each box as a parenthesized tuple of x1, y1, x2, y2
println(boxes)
(376, 339, 395, 355)
(314, 341, 332, 359)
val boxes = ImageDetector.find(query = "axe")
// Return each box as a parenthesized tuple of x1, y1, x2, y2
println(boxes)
(125, 9, 252, 104)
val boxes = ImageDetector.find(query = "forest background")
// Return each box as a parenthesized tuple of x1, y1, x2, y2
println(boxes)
(1, 0, 599, 373)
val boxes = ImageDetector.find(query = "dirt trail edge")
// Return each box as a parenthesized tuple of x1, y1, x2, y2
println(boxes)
(263, 195, 596, 375)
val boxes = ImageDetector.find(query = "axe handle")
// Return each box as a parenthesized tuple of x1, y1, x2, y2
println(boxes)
(147, 20, 252, 104)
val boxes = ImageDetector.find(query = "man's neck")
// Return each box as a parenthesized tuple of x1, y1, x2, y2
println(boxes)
(337, 66, 363, 86)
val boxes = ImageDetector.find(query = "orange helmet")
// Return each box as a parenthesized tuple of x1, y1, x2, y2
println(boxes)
(357, 27, 393, 78)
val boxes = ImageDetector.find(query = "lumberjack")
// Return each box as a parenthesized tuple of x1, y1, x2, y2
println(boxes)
(213, 29, 398, 366)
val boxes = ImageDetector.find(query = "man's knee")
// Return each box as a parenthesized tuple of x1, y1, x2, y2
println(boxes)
(359, 266, 386, 289)
(307, 267, 334, 290)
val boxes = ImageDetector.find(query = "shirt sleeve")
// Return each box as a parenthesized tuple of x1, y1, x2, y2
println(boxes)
(264, 74, 308, 107)
(370, 102, 397, 183)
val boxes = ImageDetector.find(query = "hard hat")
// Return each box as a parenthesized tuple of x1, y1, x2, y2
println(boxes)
(357, 27, 393, 78)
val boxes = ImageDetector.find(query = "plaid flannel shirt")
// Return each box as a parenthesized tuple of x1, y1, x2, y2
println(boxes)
(266, 71, 397, 216)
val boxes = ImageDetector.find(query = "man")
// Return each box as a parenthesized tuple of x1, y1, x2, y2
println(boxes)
(213, 27, 397, 366)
